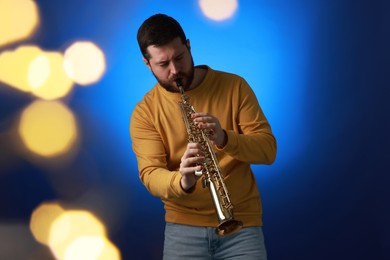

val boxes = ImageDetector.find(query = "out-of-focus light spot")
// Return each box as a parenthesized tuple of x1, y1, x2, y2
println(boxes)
(29, 52, 74, 100)
(0, 46, 74, 100)
(0, 45, 43, 92)
(48, 210, 108, 260)
(27, 54, 50, 89)
(64, 41, 106, 86)
(18, 100, 78, 157)
(198, 0, 238, 21)
(0, 0, 40, 47)
(64, 236, 121, 260)
(30, 202, 65, 245)
(64, 236, 104, 260)
(96, 237, 121, 260)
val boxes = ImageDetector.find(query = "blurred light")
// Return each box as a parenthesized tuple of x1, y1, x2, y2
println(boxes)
(29, 52, 74, 100)
(64, 236, 104, 260)
(27, 54, 50, 89)
(0, 46, 74, 100)
(97, 237, 121, 260)
(0, 45, 43, 92)
(0, 0, 40, 47)
(48, 210, 110, 260)
(30, 202, 65, 245)
(198, 0, 238, 21)
(64, 41, 106, 86)
(18, 100, 78, 157)
(64, 236, 121, 260)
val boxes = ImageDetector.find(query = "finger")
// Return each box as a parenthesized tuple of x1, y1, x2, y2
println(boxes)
(179, 165, 202, 176)
(193, 116, 214, 124)
(187, 147, 204, 158)
(191, 112, 208, 118)
(181, 156, 205, 167)
(197, 122, 217, 130)
(182, 144, 203, 158)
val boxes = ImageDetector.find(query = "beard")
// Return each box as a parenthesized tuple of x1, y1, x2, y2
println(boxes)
(151, 55, 195, 92)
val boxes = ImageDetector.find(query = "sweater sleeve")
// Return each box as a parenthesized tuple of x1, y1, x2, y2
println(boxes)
(130, 104, 190, 199)
(217, 79, 277, 165)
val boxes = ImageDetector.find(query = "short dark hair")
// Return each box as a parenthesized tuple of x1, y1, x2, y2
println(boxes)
(137, 14, 187, 60)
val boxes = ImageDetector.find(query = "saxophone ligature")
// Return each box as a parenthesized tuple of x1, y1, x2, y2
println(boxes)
(176, 78, 243, 236)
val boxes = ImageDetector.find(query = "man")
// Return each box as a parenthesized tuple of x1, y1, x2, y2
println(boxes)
(130, 14, 276, 259)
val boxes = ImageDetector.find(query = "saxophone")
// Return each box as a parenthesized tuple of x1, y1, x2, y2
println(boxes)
(176, 79, 243, 236)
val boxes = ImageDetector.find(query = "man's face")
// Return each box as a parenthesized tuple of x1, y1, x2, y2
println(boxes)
(143, 37, 194, 92)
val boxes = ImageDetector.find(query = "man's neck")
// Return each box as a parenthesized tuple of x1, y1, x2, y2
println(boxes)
(188, 66, 207, 91)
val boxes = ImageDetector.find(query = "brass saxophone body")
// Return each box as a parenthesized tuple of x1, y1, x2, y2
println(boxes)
(176, 79, 243, 236)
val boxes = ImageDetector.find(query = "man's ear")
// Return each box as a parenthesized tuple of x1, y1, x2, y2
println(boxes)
(142, 57, 151, 70)
(186, 39, 191, 50)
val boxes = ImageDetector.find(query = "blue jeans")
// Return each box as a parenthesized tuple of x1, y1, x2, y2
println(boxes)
(163, 223, 267, 260)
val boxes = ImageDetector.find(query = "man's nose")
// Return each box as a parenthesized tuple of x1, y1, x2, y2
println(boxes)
(170, 61, 179, 75)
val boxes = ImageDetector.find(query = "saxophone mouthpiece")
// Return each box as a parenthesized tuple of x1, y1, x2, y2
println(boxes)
(176, 78, 184, 94)
(176, 78, 183, 87)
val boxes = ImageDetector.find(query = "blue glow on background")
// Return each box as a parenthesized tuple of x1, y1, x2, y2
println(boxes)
(1, 0, 389, 259)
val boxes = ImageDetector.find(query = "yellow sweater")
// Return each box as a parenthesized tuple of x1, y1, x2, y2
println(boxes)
(130, 66, 276, 227)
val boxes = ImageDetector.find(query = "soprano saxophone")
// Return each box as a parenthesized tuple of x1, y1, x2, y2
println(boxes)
(176, 79, 243, 236)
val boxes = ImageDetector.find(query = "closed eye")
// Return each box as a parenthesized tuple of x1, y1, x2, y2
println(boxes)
(158, 62, 169, 67)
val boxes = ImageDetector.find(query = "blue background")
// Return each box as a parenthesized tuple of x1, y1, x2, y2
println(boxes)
(1, 0, 389, 259)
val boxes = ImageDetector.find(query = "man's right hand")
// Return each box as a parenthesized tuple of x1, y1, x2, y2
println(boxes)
(179, 143, 204, 191)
